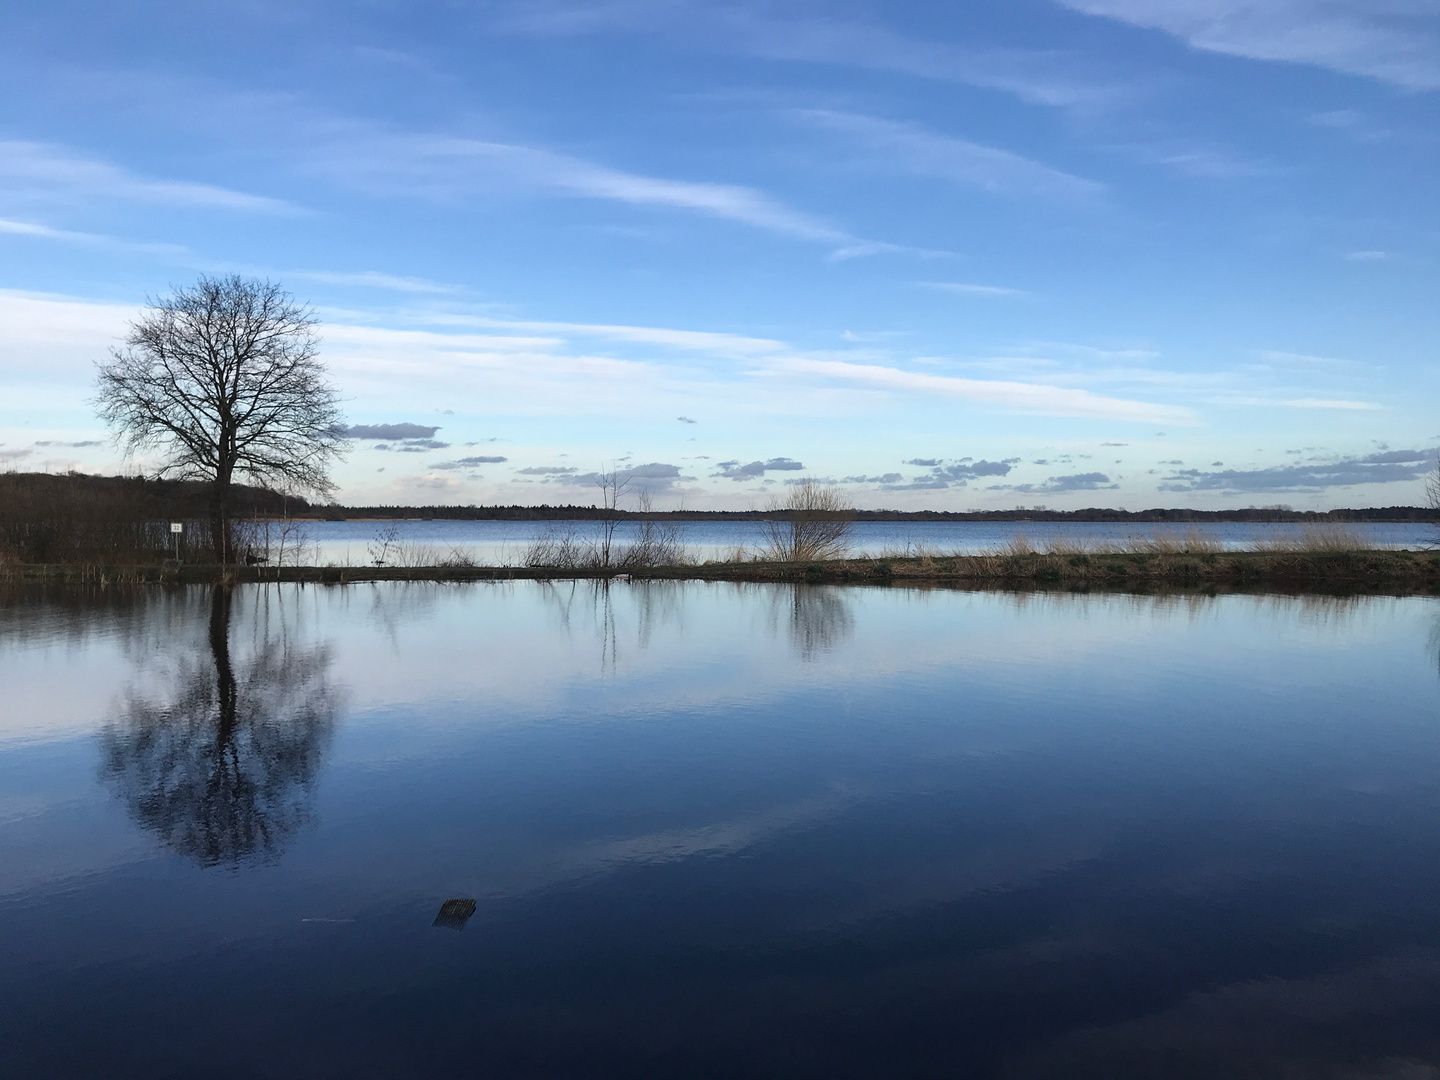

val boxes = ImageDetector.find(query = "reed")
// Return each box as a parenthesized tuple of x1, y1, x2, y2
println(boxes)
(1251, 525, 1369, 553)
(1127, 528, 1224, 555)
(1039, 535, 1094, 556)
(997, 533, 1036, 557)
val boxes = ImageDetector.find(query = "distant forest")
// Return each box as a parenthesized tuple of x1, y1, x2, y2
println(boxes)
(319, 504, 1440, 523)
(4, 472, 1437, 524)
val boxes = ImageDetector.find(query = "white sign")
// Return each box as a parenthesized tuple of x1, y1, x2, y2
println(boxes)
(170, 523, 183, 534)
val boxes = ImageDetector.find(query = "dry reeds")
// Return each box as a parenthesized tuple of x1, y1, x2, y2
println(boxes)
(999, 529, 1224, 557)
(998, 533, 1036, 557)
(1038, 535, 1092, 556)
(1129, 528, 1224, 555)
(1250, 525, 1369, 553)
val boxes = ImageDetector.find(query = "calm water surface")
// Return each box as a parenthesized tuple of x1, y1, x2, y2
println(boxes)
(3, 581, 1440, 1078)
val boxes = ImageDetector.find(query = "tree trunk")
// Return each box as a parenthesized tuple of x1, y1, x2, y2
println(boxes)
(208, 583, 236, 735)
(210, 473, 233, 564)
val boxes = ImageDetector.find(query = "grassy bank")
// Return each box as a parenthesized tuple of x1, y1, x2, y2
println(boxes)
(6, 547, 1440, 594)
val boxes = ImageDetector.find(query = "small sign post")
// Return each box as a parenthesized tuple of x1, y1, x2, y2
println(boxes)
(170, 522, 183, 561)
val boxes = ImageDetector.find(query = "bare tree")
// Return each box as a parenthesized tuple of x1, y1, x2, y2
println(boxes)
(762, 480, 854, 562)
(594, 464, 632, 568)
(95, 275, 346, 563)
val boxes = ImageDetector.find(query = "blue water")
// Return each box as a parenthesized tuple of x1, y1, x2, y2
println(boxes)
(3, 581, 1440, 1077)
(285, 518, 1436, 566)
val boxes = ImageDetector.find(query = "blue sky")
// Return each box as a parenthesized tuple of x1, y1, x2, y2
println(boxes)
(2, 0, 1438, 509)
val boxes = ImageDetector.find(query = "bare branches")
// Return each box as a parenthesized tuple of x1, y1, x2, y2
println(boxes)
(94, 276, 347, 562)
(96, 275, 344, 496)
(595, 464, 632, 569)
(761, 480, 854, 562)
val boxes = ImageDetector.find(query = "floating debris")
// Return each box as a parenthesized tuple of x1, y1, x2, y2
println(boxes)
(432, 898, 477, 930)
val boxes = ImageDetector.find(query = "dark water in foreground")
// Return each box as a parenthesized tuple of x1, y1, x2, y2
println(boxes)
(3, 581, 1440, 1078)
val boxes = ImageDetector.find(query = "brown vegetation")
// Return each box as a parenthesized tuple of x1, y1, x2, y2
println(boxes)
(0, 472, 301, 564)
(9, 548, 1439, 596)
(760, 480, 854, 562)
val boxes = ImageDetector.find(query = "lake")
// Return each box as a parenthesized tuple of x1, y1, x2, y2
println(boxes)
(3, 580, 1440, 1078)
(277, 518, 1435, 567)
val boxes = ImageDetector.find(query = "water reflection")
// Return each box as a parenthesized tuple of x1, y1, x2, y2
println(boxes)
(4, 583, 1440, 1078)
(98, 585, 339, 866)
(774, 584, 855, 660)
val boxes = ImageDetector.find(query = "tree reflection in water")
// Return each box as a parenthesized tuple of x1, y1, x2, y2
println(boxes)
(777, 584, 854, 661)
(100, 585, 339, 867)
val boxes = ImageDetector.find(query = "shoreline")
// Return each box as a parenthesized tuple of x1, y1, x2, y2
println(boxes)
(6, 548, 1440, 594)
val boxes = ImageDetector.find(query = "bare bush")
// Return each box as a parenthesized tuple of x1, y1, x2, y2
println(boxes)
(619, 494, 688, 567)
(523, 488, 690, 571)
(368, 523, 404, 567)
(523, 526, 594, 569)
(364, 523, 479, 568)
(761, 481, 854, 562)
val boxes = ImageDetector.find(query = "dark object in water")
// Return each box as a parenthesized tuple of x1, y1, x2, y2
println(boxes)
(432, 898, 477, 930)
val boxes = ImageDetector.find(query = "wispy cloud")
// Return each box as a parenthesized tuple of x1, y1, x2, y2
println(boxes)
(784, 358, 1193, 424)
(1278, 397, 1381, 410)
(1308, 108, 1394, 142)
(288, 269, 461, 294)
(1057, 0, 1440, 90)
(1253, 349, 1375, 371)
(0, 216, 189, 257)
(421, 313, 787, 356)
(796, 110, 1105, 201)
(1139, 142, 1279, 179)
(313, 132, 854, 243)
(0, 218, 96, 241)
(920, 281, 1032, 299)
(0, 141, 298, 213)
(1214, 394, 1382, 410)
(500, 2, 1133, 112)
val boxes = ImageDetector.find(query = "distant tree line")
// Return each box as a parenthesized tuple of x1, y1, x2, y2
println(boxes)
(0, 472, 303, 564)
(3, 471, 1437, 566)
(314, 502, 1440, 523)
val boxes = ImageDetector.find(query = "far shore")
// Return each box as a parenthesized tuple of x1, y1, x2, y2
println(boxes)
(7, 548, 1440, 595)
